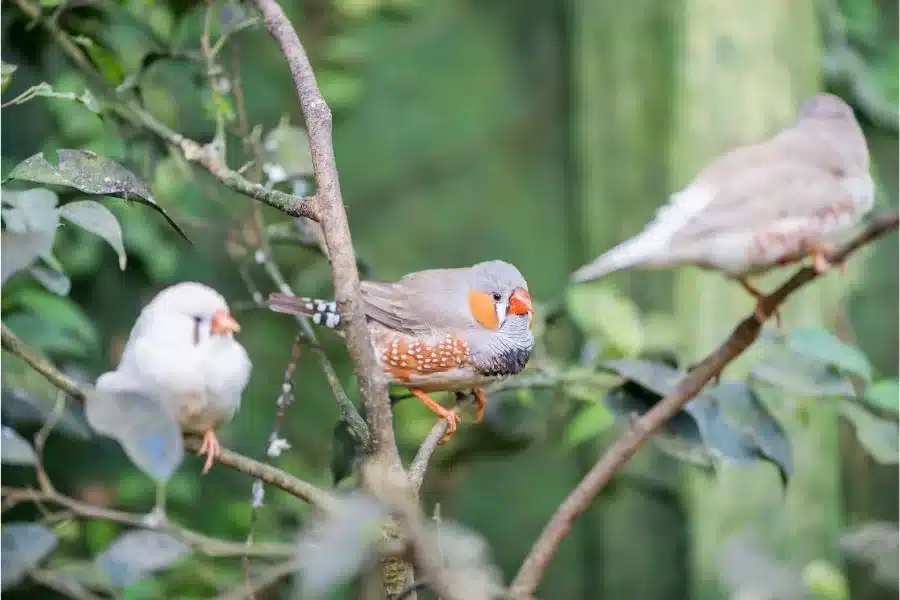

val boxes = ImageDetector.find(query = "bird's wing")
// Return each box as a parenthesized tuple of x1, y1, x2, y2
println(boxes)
(361, 268, 471, 336)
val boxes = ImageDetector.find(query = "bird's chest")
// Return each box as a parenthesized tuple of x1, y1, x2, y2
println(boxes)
(372, 329, 496, 391)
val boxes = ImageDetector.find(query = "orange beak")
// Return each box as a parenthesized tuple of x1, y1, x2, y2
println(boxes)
(211, 310, 241, 335)
(508, 287, 532, 316)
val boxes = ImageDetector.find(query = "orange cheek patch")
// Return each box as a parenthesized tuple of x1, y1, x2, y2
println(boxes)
(468, 290, 500, 329)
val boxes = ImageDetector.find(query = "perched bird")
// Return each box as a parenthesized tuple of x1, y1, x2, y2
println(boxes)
(571, 93, 874, 323)
(95, 282, 252, 474)
(268, 260, 534, 443)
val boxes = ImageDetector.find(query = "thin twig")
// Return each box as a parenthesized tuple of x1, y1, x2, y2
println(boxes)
(408, 421, 449, 493)
(1, 487, 296, 559)
(509, 212, 899, 596)
(215, 559, 300, 600)
(1, 323, 333, 508)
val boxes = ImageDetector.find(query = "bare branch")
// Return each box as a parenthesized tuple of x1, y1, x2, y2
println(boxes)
(251, 0, 398, 465)
(2, 487, 295, 559)
(509, 212, 899, 596)
(408, 421, 449, 492)
(1, 323, 333, 509)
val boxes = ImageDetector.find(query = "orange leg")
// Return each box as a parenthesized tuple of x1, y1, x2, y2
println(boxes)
(197, 429, 221, 475)
(472, 388, 488, 423)
(806, 241, 844, 275)
(411, 389, 460, 444)
(736, 277, 782, 329)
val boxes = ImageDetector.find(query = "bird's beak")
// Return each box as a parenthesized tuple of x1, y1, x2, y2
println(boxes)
(508, 287, 532, 316)
(211, 310, 241, 335)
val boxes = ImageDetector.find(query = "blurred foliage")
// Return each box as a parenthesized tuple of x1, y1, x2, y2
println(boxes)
(1, 0, 897, 598)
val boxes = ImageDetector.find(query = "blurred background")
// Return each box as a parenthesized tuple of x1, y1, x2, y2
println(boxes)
(1, 0, 897, 599)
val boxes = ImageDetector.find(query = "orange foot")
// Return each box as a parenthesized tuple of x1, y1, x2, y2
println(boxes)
(736, 277, 782, 329)
(197, 429, 222, 475)
(807, 242, 844, 275)
(411, 389, 460, 444)
(472, 388, 487, 423)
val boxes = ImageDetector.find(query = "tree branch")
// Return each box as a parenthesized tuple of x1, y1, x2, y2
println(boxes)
(2, 486, 295, 559)
(509, 212, 899, 597)
(408, 421, 449, 492)
(10, 0, 317, 220)
(1, 323, 333, 510)
(250, 0, 397, 465)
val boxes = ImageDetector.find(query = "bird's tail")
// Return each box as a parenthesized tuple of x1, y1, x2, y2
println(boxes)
(268, 293, 342, 328)
(570, 231, 659, 283)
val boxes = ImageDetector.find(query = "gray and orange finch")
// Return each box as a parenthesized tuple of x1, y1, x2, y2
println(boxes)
(571, 93, 874, 323)
(95, 282, 251, 473)
(268, 260, 534, 443)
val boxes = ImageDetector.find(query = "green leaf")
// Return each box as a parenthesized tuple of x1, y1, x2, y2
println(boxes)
(1, 425, 37, 466)
(564, 402, 613, 448)
(1, 523, 59, 590)
(600, 358, 683, 396)
(1, 62, 16, 93)
(96, 530, 190, 587)
(15, 288, 99, 349)
(72, 37, 125, 85)
(864, 379, 899, 415)
(58, 200, 127, 269)
(85, 388, 184, 483)
(6, 150, 189, 241)
(2, 187, 60, 234)
(751, 350, 856, 398)
(0, 231, 55, 285)
(566, 284, 643, 356)
(785, 328, 873, 382)
(29, 264, 71, 296)
(838, 402, 898, 465)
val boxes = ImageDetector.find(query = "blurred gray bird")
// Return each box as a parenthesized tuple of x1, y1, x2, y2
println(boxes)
(95, 282, 251, 474)
(268, 260, 534, 443)
(571, 93, 874, 323)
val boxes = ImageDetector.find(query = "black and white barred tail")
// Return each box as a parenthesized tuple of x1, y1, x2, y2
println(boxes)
(268, 293, 342, 328)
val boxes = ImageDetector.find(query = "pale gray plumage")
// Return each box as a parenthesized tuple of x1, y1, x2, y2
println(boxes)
(95, 282, 251, 471)
(571, 93, 874, 283)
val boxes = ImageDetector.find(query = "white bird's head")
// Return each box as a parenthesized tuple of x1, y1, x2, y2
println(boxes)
(142, 281, 241, 346)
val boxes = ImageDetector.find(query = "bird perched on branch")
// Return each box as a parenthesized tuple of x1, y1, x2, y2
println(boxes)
(571, 93, 874, 325)
(95, 282, 251, 474)
(268, 260, 534, 443)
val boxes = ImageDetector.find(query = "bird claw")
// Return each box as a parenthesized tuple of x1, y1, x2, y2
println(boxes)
(197, 430, 221, 475)
(807, 242, 838, 274)
(438, 410, 461, 445)
(472, 388, 487, 423)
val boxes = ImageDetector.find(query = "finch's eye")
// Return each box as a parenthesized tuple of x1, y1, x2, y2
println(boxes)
(192, 316, 203, 345)
(492, 292, 502, 302)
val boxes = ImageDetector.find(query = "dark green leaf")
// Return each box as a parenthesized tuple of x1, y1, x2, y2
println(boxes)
(1, 351, 92, 439)
(58, 200, 127, 269)
(751, 350, 856, 398)
(29, 264, 71, 296)
(566, 284, 644, 356)
(96, 530, 190, 587)
(6, 150, 189, 241)
(785, 328, 873, 382)
(0, 425, 37, 466)
(704, 382, 793, 485)
(296, 492, 388, 598)
(838, 402, 898, 465)
(0, 231, 55, 285)
(1, 62, 16, 93)
(15, 288, 99, 349)
(600, 358, 683, 397)
(1, 523, 59, 590)
(563, 402, 613, 448)
(85, 388, 184, 483)
(839, 522, 899, 590)
(73, 37, 125, 85)
(864, 379, 899, 415)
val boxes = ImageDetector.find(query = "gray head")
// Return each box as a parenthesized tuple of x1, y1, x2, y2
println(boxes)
(797, 93, 855, 121)
(144, 281, 241, 346)
(466, 260, 532, 331)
